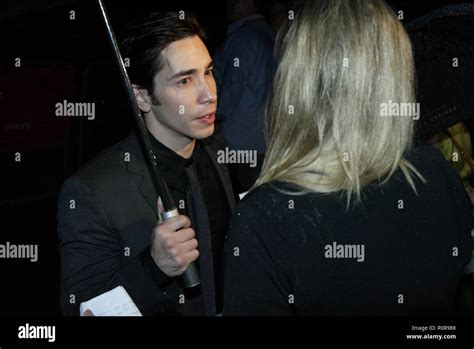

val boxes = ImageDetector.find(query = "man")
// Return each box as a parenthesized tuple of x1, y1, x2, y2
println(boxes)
(213, 0, 276, 191)
(57, 11, 236, 316)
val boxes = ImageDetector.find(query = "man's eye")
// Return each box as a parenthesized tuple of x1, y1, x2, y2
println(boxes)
(178, 78, 191, 86)
(205, 69, 213, 76)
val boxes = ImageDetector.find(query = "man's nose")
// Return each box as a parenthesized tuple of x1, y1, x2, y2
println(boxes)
(199, 79, 217, 104)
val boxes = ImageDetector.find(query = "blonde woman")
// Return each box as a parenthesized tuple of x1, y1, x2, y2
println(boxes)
(223, 0, 472, 315)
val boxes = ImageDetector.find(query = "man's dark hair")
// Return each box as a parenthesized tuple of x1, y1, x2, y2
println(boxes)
(121, 11, 206, 94)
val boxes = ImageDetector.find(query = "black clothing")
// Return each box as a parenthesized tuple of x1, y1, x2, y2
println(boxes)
(58, 131, 235, 316)
(224, 146, 472, 315)
(184, 162, 217, 315)
(145, 131, 230, 314)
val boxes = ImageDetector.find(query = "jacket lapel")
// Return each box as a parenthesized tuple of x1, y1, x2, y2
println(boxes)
(122, 132, 158, 217)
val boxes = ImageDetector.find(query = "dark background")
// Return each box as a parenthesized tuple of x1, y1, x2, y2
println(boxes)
(0, 0, 470, 316)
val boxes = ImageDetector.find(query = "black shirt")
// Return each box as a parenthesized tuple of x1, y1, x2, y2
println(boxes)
(143, 131, 230, 314)
(224, 146, 472, 315)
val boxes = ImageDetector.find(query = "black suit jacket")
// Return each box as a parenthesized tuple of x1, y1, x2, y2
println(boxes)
(57, 131, 236, 316)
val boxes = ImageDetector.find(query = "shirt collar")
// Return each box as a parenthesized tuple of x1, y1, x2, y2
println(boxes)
(147, 131, 209, 190)
(146, 131, 191, 188)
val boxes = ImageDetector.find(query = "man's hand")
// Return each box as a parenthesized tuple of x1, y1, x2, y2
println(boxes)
(150, 197, 199, 277)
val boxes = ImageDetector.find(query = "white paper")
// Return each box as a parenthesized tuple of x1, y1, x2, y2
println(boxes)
(80, 286, 142, 316)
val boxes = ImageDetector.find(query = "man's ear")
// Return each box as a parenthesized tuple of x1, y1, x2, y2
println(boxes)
(132, 85, 152, 113)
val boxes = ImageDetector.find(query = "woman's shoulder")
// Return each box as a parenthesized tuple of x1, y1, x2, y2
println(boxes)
(234, 180, 330, 225)
(232, 182, 296, 222)
(239, 181, 301, 206)
(406, 145, 452, 170)
(406, 145, 467, 187)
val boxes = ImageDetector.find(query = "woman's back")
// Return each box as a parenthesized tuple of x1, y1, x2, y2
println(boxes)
(223, 146, 471, 315)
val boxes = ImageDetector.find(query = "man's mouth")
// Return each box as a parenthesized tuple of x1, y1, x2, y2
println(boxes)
(195, 112, 216, 124)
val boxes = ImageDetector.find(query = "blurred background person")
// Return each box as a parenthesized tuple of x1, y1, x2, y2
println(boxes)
(223, 0, 472, 316)
(213, 0, 276, 193)
(267, 0, 295, 35)
(407, 3, 474, 311)
(407, 3, 474, 206)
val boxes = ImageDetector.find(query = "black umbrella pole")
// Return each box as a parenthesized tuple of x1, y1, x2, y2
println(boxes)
(97, 0, 200, 288)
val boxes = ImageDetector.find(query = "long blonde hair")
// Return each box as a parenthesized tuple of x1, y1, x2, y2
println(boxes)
(255, 0, 425, 206)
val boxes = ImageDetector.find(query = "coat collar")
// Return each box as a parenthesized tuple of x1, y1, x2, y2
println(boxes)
(119, 132, 157, 216)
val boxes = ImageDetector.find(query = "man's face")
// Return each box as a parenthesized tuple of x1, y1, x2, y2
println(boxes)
(147, 35, 217, 144)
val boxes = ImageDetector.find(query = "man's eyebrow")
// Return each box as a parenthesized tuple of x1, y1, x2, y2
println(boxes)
(168, 61, 214, 81)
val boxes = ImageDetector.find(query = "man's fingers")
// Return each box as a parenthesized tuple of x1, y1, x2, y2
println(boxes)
(179, 215, 191, 228)
(83, 309, 94, 316)
(178, 238, 198, 254)
(174, 228, 196, 243)
(160, 215, 191, 231)
(181, 249, 200, 266)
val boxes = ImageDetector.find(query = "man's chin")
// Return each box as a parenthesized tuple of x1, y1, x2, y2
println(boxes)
(192, 124, 215, 140)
